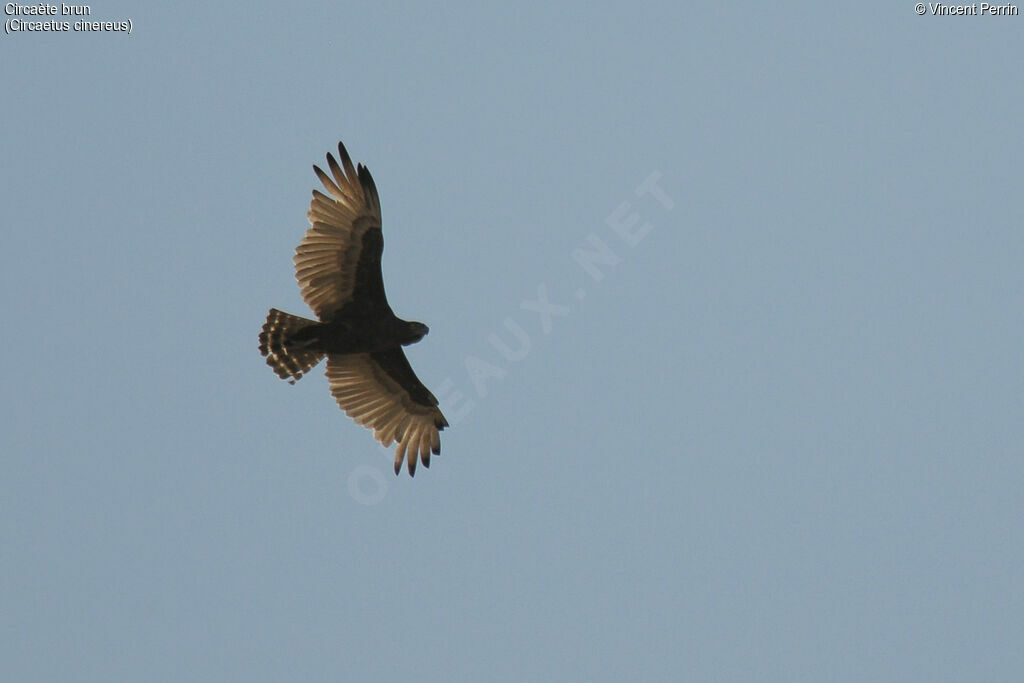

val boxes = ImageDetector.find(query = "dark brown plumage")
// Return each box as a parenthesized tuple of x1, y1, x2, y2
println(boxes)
(259, 141, 447, 476)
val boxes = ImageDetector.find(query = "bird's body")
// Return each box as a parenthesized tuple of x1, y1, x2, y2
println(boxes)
(259, 142, 447, 476)
(286, 311, 427, 355)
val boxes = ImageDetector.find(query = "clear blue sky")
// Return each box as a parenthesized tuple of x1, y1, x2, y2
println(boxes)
(4, 2, 1023, 681)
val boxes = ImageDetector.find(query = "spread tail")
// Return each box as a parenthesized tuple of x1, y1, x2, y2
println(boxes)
(259, 308, 325, 383)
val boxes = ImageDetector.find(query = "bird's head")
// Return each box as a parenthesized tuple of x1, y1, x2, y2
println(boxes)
(405, 321, 429, 344)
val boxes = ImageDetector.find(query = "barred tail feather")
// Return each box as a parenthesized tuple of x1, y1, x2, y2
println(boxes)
(259, 308, 325, 383)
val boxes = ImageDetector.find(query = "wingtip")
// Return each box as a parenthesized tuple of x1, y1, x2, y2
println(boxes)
(336, 142, 356, 173)
(357, 163, 377, 196)
(325, 151, 342, 180)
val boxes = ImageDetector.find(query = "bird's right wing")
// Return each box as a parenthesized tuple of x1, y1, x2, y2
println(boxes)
(294, 142, 387, 320)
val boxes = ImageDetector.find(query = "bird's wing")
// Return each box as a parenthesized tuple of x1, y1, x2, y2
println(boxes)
(325, 350, 448, 476)
(294, 141, 387, 320)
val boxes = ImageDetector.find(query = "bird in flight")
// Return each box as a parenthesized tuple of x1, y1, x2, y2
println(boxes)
(259, 141, 447, 476)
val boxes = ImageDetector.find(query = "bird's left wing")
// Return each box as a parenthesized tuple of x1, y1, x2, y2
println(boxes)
(325, 350, 448, 476)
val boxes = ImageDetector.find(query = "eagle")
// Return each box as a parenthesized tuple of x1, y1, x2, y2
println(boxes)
(259, 141, 447, 476)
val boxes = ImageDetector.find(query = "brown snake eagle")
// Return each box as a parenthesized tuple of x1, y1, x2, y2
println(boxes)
(259, 141, 447, 476)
